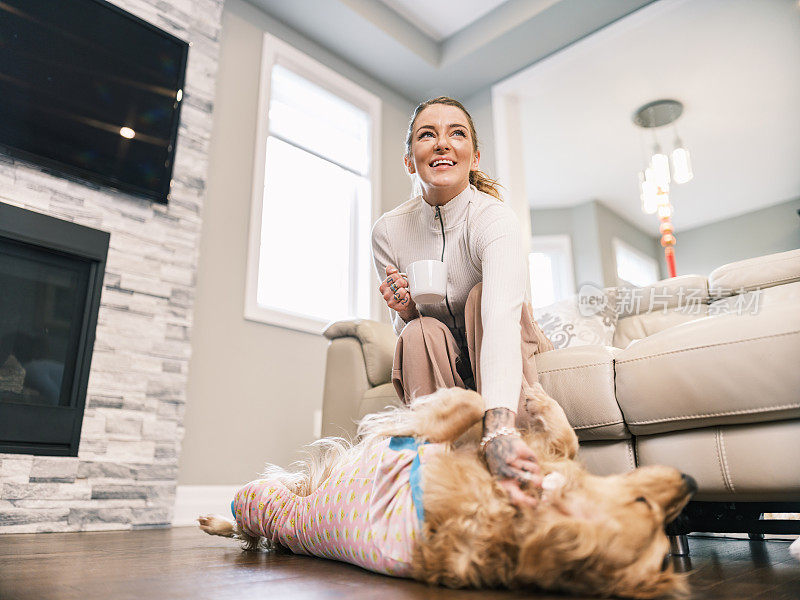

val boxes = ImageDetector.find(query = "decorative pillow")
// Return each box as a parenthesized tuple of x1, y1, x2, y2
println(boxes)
(532, 287, 618, 350)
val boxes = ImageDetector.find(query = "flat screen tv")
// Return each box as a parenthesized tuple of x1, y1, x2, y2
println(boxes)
(0, 0, 189, 204)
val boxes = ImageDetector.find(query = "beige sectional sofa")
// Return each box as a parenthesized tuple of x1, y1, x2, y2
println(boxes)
(321, 249, 800, 515)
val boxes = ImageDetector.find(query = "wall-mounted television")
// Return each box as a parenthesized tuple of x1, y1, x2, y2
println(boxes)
(0, 0, 189, 204)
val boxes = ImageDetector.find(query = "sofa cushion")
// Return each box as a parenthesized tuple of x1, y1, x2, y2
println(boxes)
(636, 420, 800, 501)
(616, 274, 709, 317)
(613, 274, 709, 348)
(708, 248, 800, 296)
(324, 319, 396, 387)
(614, 308, 706, 350)
(708, 280, 800, 316)
(535, 345, 629, 441)
(616, 303, 800, 435)
(578, 440, 636, 476)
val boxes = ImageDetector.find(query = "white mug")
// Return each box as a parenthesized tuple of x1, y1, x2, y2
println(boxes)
(405, 260, 447, 305)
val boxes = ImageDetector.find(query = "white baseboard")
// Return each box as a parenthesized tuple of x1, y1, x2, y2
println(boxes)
(172, 485, 239, 527)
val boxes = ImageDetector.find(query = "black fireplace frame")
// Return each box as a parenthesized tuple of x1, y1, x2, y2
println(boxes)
(0, 202, 109, 456)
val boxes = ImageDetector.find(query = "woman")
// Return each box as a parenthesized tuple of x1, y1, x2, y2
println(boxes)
(371, 97, 557, 506)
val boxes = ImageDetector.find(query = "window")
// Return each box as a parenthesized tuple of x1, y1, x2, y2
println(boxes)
(244, 34, 381, 334)
(529, 235, 575, 309)
(613, 238, 660, 287)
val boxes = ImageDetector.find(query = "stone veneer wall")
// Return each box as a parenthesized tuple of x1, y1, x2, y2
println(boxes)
(0, 0, 223, 533)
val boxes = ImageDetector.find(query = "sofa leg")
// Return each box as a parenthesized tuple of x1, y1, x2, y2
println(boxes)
(669, 534, 690, 556)
(748, 532, 765, 540)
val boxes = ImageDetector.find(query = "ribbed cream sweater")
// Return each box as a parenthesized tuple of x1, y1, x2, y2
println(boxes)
(371, 185, 529, 412)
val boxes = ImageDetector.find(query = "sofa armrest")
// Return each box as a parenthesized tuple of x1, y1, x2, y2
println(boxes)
(321, 337, 370, 440)
(324, 319, 396, 387)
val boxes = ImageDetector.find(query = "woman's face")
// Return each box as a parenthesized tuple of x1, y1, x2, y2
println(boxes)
(405, 104, 480, 200)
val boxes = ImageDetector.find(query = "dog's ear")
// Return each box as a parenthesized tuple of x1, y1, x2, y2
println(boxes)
(515, 518, 599, 590)
(624, 466, 694, 525)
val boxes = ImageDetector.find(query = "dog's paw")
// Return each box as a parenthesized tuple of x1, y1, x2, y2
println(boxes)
(197, 514, 236, 537)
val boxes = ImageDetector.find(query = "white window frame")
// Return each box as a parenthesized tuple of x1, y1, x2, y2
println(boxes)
(612, 237, 660, 287)
(530, 234, 576, 307)
(244, 33, 381, 334)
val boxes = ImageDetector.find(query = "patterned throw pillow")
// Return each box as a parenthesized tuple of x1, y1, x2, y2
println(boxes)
(532, 289, 618, 350)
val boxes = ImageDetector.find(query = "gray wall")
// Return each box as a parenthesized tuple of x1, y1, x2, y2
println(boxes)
(530, 197, 800, 288)
(531, 200, 662, 289)
(531, 200, 663, 289)
(672, 197, 800, 277)
(178, 0, 414, 485)
(595, 201, 665, 284)
(572, 202, 607, 287)
(462, 87, 497, 181)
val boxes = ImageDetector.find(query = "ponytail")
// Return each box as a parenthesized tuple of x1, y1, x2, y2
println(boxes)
(469, 169, 503, 200)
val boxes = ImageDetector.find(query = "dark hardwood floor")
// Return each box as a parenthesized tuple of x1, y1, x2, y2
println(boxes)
(0, 527, 797, 599)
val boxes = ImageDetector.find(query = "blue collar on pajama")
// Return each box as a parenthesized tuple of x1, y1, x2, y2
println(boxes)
(388, 436, 428, 523)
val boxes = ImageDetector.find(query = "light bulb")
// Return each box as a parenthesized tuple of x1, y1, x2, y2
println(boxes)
(651, 151, 671, 187)
(672, 146, 693, 183)
(641, 191, 658, 215)
(640, 170, 658, 214)
(646, 165, 669, 197)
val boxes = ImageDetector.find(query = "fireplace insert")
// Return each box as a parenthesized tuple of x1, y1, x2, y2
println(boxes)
(0, 202, 108, 456)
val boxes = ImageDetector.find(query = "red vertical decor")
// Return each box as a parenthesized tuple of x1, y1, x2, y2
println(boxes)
(660, 217, 677, 278)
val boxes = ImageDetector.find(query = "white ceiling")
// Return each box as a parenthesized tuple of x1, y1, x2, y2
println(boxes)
(246, 0, 655, 100)
(496, 0, 800, 232)
(374, 0, 512, 41)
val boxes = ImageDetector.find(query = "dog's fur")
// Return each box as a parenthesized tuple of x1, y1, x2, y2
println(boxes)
(199, 387, 694, 598)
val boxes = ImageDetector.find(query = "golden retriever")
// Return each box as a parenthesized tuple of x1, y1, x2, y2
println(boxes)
(199, 386, 695, 598)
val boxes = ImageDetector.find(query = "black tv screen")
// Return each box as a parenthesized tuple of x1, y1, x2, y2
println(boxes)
(0, 0, 189, 204)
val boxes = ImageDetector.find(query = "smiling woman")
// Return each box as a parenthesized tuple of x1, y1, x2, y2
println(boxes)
(370, 96, 560, 509)
(403, 97, 501, 203)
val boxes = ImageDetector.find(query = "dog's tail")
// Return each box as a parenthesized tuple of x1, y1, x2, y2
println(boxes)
(356, 404, 416, 440)
(260, 436, 356, 497)
(258, 402, 419, 498)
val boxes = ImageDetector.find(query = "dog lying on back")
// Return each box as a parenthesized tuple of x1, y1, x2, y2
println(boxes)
(199, 386, 695, 598)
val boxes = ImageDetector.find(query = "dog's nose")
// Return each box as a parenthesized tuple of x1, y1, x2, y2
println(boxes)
(681, 473, 698, 495)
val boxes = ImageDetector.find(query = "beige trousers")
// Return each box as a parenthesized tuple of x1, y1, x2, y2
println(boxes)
(391, 283, 555, 417)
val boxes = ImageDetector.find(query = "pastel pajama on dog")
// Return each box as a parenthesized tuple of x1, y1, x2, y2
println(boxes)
(232, 437, 443, 576)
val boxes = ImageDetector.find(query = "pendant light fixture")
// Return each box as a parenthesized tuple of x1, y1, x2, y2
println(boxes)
(632, 99, 693, 278)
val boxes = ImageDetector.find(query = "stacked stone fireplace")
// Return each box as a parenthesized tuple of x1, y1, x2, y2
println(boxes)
(0, 0, 223, 533)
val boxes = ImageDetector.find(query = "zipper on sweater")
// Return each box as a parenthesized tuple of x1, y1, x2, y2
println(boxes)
(435, 205, 465, 350)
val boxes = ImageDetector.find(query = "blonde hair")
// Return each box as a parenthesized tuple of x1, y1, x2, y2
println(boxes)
(404, 96, 502, 200)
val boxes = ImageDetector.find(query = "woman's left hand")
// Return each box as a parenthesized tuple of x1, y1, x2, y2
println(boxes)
(483, 408, 542, 507)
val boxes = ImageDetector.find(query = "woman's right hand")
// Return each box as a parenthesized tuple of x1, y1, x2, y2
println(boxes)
(483, 408, 542, 508)
(380, 265, 418, 320)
